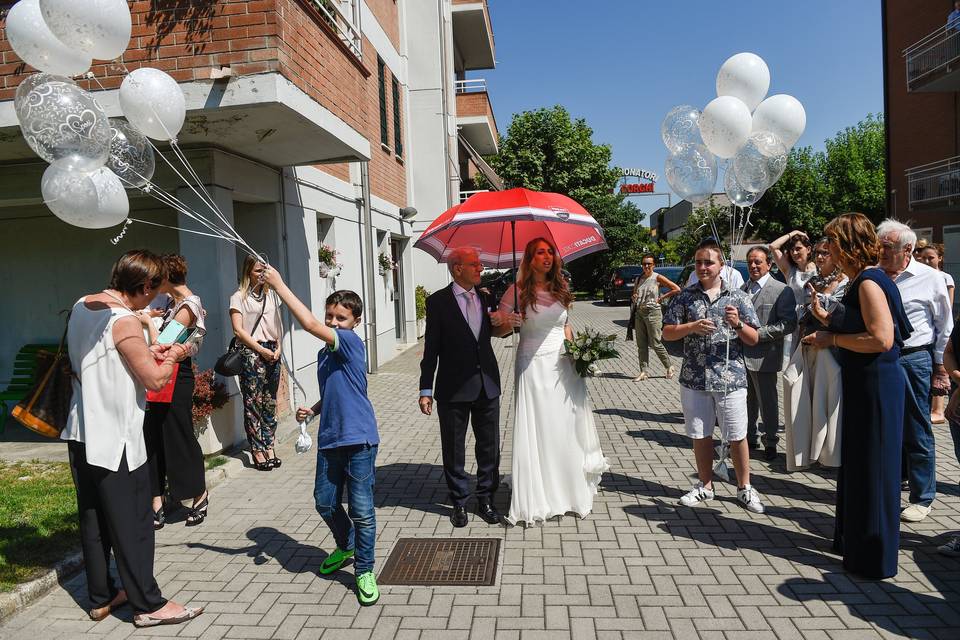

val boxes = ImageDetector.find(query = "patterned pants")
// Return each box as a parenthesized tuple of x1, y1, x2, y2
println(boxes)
(239, 341, 281, 452)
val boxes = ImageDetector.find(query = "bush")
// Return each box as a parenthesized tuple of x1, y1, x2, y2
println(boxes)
(415, 285, 429, 321)
(192, 365, 230, 434)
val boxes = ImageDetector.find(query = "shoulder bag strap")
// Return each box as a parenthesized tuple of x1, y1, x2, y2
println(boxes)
(249, 292, 268, 337)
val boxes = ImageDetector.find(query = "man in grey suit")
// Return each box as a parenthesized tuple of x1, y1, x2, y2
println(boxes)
(742, 246, 797, 461)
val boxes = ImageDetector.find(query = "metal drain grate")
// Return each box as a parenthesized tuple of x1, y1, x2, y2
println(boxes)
(379, 538, 500, 586)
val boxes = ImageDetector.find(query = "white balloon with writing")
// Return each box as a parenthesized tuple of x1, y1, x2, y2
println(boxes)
(733, 131, 788, 193)
(107, 119, 156, 188)
(724, 165, 761, 208)
(752, 94, 807, 148)
(5, 0, 91, 77)
(14, 72, 72, 114)
(661, 105, 703, 154)
(716, 52, 770, 112)
(665, 143, 718, 205)
(699, 96, 752, 159)
(16, 79, 112, 172)
(40, 0, 132, 61)
(119, 68, 187, 141)
(41, 164, 129, 229)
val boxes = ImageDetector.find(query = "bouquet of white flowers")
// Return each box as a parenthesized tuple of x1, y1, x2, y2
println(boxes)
(563, 327, 620, 377)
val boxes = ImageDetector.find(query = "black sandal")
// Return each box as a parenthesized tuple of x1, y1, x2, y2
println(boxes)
(185, 495, 209, 527)
(252, 452, 273, 471)
(153, 507, 165, 530)
(269, 456, 282, 469)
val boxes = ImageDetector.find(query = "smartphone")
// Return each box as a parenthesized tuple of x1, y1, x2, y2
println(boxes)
(157, 319, 186, 345)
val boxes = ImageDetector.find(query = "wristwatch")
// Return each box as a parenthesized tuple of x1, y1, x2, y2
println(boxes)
(735, 320, 744, 331)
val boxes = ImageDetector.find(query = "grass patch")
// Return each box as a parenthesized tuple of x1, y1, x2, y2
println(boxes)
(0, 461, 79, 592)
(205, 455, 228, 471)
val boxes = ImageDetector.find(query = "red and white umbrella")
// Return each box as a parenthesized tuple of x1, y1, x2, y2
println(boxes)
(414, 188, 608, 268)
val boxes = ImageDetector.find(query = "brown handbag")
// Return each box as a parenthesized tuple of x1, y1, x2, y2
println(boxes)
(11, 316, 74, 438)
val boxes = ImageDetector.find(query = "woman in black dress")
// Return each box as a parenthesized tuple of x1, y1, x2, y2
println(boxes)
(803, 213, 912, 579)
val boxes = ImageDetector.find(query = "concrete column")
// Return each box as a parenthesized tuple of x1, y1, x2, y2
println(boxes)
(175, 184, 244, 453)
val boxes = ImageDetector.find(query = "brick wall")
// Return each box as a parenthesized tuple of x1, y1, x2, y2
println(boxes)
(885, 0, 958, 235)
(366, 0, 399, 51)
(455, 90, 498, 137)
(323, 36, 406, 206)
(0, 0, 406, 206)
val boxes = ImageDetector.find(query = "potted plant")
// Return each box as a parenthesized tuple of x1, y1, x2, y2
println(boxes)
(318, 243, 341, 278)
(192, 365, 230, 453)
(378, 251, 396, 276)
(416, 285, 429, 337)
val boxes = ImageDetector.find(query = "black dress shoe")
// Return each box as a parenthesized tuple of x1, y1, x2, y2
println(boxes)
(451, 506, 468, 528)
(764, 446, 777, 461)
(747, 440, 761, 450)
(476, 502, 502, 525)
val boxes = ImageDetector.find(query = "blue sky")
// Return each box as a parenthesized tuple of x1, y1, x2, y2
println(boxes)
(483, 0, 884, 219)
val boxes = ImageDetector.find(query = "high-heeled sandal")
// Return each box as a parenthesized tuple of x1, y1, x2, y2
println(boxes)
(153, 506, 165, 530)
(269, 456, 282, 468)
(185, 494, 209, 527)
(252, 452, 272, 471)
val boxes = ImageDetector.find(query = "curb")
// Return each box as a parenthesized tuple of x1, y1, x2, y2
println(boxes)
(0, 419, 301, 623)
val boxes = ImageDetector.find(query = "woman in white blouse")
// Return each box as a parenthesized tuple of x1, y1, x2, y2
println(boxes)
(62, 250, 203, 628)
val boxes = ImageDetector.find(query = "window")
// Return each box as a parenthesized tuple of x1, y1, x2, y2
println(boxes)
(377, 57, 388, 147)
(392, 76, 403, 157)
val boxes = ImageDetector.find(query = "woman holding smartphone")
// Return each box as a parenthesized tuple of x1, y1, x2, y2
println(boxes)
(142, 254, 209, 528)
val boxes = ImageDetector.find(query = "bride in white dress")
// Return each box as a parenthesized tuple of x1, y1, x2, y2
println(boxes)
(500, 238, 609, 526)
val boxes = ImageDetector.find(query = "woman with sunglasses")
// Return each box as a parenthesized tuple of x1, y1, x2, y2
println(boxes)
(630, 254, 681, 381)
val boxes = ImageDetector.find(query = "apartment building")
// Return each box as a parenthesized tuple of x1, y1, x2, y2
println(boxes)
(885, 0, 960, 285)
(0, 0, 500, 452)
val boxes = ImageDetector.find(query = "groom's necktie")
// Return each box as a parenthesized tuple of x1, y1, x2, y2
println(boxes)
(462, 290, 481, 340)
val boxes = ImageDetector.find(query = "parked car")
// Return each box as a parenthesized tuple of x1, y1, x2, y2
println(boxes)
(603, 265, 644, 304)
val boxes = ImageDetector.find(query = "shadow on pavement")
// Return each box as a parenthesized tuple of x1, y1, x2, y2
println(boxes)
(375, 463, 456, 518)
(187, 527, 354, 589)
(596, 407, 685, 424)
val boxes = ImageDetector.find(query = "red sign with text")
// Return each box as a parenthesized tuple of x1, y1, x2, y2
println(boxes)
(620, 183, 654, 194)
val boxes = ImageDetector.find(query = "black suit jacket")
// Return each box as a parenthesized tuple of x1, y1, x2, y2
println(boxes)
(419, 284, 501, 403)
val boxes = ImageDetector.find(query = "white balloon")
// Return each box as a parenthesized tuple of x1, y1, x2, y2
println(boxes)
(14, 72, 72, 114)
(699, 96, 753, 159)
(752, 94, 807, 148)
(6, 0, 91, 76)
(716, 52, 770, 112)
(40, 0, 132, 61)
(119, 68, 187, 141)
(41, 164, 129, 228)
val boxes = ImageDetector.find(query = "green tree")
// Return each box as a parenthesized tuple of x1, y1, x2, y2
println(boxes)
(750, 114, 886, 240)
(479, 106, 647, 293)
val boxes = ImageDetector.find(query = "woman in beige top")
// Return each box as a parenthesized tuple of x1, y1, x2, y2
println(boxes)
(229, 256, 283, 470)
(630, 254, 681, 381)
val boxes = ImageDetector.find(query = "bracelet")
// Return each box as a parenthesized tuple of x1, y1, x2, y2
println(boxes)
(832, 334, 837, 347)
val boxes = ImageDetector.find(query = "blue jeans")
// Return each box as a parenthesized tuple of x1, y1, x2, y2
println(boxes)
(900, 349, 937, 506)
(314, 444, 377, 574)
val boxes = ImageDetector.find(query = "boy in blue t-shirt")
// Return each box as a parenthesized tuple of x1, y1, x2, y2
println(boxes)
(261, 267, 380, 606)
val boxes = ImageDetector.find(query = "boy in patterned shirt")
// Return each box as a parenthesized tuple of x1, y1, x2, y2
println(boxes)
(663, 238, 766, 513)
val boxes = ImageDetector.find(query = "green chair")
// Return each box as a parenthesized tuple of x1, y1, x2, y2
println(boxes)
(0, 344, 60, 434)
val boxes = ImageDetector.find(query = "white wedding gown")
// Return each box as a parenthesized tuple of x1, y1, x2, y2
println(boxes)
(502, 289, 609, 525)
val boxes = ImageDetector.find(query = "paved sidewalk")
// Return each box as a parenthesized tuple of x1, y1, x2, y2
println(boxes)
(2, 300, 960, 639)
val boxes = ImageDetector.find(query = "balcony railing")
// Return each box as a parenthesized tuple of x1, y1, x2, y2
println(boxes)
(455, 78, 487, 94)
(311, 0, 363, 60)
(460, 189, 489, 203)
(906, 156, 960, 207)
(903, 23, 960, 91)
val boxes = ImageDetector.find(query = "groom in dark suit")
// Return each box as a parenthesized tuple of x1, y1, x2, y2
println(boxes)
(419, 247, 520, 527)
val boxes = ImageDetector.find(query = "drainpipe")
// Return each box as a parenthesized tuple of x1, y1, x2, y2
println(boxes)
(438, 0, 454, 210)
(360, 161, 379, 373)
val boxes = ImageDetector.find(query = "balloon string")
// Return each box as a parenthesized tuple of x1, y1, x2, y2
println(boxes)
(125, 217, 243, 240)
(110, 218, 133, 245)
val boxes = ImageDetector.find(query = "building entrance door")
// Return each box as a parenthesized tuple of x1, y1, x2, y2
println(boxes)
(391, 240, 404, 341)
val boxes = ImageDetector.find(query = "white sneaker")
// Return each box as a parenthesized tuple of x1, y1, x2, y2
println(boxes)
(938, 535, 960, 556)
(901, 503, 932, 523)
(679, 482, 714, 506)
(737, 485, 765, 514)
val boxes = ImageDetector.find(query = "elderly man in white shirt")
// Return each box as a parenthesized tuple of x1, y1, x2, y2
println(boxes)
(877, 219, 953, 523)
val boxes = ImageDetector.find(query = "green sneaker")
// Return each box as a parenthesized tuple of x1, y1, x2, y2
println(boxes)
(355, 571, 380, 606)
(319, 548, 354, 575)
